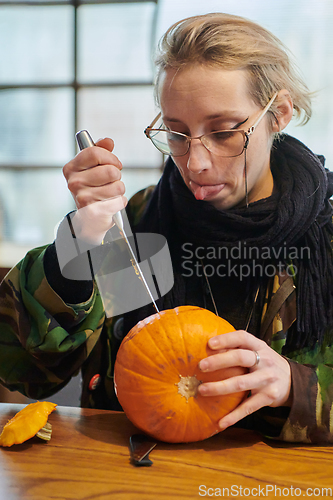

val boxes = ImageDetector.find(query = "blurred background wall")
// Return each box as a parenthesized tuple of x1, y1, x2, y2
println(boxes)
(0, 0, 332, 404)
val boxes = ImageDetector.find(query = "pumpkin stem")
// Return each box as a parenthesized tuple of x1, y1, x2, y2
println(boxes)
(36, 421, 53, 442)
(176, 375, 202, 401)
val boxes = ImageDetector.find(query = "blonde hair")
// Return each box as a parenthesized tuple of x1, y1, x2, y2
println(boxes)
(155, 13, 312, 125)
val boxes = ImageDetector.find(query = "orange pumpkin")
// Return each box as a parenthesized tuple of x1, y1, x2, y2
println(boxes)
(114, 305, 248, 443)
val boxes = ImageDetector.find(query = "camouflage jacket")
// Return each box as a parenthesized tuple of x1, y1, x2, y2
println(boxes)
(0, 187, 333, 444)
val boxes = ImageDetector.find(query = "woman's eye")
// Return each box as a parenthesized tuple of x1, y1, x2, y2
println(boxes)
(213, 131, 230, 138)
(168, 133, 184, 142)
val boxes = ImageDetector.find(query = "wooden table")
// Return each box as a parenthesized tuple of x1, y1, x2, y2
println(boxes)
(0, 403, 332, 499)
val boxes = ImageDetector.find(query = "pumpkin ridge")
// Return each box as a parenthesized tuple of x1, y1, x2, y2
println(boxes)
(177, 307, 218, 369)
(116, 363, 178, 386)
(194, 396, 224, 428)
(156, 399, 189, 443)
(144, 314, 183, 378)
(188, 403, 210, 442)
(179, 399, 193, 442)
(147, 318, 180, 367)
(118, 329, 176, 376)
(185, 392, 219, 439)
(116, 387, 175, 398)
(195, 388, 244, 423)
(172, 395, 212, 443)
(174, 308, 192, 368)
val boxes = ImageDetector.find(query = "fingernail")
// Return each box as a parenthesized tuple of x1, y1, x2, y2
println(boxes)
(198, 384, 207, 395)
(199, 359, 209, 371)
(218, 420, 228, 430)
(209, 338, 219, 348)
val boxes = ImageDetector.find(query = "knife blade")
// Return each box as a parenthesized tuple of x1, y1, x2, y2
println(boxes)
(75, 129, 159, 313)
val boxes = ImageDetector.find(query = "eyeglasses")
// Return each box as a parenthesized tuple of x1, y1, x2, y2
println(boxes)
(144, 92, 278, 158)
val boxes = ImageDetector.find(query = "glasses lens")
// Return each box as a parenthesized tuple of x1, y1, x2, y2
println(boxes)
(204, 130, 245, 157)
(148, 130, 188, 156)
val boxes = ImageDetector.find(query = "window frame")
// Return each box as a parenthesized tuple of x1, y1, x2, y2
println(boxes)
(0, 0, 159, 170)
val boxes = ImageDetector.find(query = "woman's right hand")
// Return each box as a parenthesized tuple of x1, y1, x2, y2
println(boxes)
(63, 138, 127, 244)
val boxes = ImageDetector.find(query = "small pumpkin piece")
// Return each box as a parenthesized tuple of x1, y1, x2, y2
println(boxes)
(0, 401, 57, 447)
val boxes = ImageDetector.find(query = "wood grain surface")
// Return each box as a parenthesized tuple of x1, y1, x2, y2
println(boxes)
(0, 403, 332, 499)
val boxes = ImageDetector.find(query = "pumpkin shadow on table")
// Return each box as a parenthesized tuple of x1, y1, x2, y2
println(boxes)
(74, 412, 263, 452)
(1, 436, 50, 453)
(74, 412, 138, 446)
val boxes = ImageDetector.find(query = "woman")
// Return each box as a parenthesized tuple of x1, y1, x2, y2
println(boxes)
(0, 13, 332, 443)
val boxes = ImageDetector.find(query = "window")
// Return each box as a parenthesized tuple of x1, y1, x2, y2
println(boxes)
(0, 0, 161, 266)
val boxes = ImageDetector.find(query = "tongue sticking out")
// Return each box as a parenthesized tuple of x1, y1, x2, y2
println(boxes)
(191, 182, 225, 201)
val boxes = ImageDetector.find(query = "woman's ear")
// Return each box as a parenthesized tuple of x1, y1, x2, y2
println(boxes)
(273, 90, 294, 132)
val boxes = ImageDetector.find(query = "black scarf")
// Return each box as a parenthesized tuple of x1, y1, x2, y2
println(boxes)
(125, 134, 333, 353)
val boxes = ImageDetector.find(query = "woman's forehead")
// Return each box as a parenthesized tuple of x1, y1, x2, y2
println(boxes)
(159, 65, 256, 117)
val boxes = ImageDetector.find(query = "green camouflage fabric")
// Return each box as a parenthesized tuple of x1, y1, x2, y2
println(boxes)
(0, 246, 105, 400)
(0, 188, 333, 443)
(253, 272, 333, 443)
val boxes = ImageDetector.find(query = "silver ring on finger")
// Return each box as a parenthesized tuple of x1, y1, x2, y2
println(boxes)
(251, 350, 260, 367)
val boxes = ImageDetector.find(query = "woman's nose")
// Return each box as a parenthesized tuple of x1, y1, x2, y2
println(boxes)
(186, 140, 212, 173)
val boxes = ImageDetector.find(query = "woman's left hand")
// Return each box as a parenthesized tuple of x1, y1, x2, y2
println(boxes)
(197, 330, 292, 430)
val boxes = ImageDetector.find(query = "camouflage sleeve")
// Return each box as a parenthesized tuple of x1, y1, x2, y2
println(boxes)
(0, 245, 105, 400)
(277, 345, 333, 443)
(0, 188, 155, 401)
(245, 270, 333, 443)
(250, 346, 333, 444)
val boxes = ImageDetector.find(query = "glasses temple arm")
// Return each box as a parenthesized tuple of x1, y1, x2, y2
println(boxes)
(146, 112, 162, 130)
(247, 92, 278, 134)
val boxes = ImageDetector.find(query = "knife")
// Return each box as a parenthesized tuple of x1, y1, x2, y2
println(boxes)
(129, 433, 157, 466)
(76, 129, 159, 313)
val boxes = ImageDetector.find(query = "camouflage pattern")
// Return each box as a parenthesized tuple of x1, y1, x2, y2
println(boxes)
(0, 188, 333, 443)
(0, 246, 105, 400)
(256, 271, 333, 443)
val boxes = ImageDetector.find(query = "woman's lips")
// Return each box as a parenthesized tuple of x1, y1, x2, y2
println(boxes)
(189, 180, 226, 201)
